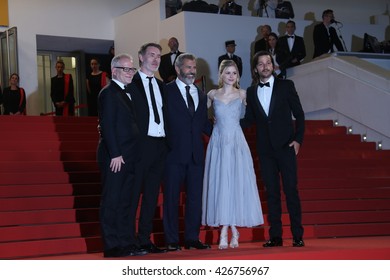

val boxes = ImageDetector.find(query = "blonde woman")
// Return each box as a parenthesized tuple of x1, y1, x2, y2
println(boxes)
(202, 60, 264, 249)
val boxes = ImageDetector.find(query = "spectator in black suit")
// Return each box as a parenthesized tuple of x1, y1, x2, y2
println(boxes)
(218, 40, 243, 77)
(159, 37, 183, 83)
(182, 0, 212, 13)
(254, 24, 272, 54)
(219, 0, 242, 15)
(278, 20, 306, 70)
(166, 0, 182, 18)
(313, 9, 345, 58)
(275, 0, 294, 19)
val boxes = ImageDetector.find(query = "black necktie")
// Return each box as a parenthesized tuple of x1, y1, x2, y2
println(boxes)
(259, 82, 270, 88)
(147, 77, 160, 124)
(185, 85, 195, 116)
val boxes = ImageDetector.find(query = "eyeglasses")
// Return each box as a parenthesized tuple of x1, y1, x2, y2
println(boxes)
(115, 67, 137, 73)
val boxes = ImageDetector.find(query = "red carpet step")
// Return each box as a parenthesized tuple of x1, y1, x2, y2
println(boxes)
(0, 117, 389, 259)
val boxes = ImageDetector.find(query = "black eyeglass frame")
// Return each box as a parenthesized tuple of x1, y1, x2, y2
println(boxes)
(115, 67, 137, 73)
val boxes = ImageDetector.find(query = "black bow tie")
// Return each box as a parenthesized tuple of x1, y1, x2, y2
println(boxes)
(287, 35, 294, 39)
(259, 82, 270, 88)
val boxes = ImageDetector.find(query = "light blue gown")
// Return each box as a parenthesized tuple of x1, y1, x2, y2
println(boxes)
(202, 97, 264, 227)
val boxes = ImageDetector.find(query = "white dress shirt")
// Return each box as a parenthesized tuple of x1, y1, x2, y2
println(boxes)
(257, 75, 275, 116)
(138, 71, 165, 137)
(175, 78, 199, 110)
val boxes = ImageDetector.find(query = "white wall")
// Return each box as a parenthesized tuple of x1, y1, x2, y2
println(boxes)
(1, 0, 389, 114)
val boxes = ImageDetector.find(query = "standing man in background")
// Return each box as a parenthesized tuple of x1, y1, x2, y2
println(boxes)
(254, 25, 272, 54)
(50, 60, 75, 116)
(128, 42, 168, 254)
(218, 40, 243, 77)
(159, 37, 183, 83)
(313, 9, 345, 58)
(278, 20, 306, 70)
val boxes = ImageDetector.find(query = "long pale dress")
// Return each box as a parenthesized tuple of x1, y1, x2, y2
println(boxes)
(202, 97, 264, 227)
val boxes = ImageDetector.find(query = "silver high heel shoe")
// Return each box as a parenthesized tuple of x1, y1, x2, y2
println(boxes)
(219, 226, 228, 250)
(230, 226, 239, 248)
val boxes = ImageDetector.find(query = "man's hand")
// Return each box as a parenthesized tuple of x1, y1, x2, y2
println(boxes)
(110, 156, 125, 173)
(289, 141, 300, 155)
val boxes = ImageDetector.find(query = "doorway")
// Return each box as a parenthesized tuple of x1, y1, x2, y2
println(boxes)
(36, 35, 113, 116)
(37, 52, 85, 116)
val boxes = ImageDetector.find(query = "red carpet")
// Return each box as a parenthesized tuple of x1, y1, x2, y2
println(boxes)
(0, 116, 390, 259)
(26, 236, 390, 260)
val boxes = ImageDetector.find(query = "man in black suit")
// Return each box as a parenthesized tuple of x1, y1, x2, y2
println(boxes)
(163, 53, 213, 251)
(313, 9, 345, 58)
(218, 40, 243, 77)
(275, 0, 294, 19)
(97, 53, 147, 257)
(127, 43, 168, 254)
(219, 0, 242, 15)
(278, 20, 306, 69)
(254, 25, 272, 54)
(241, 51, 305, 248)
(159, 37, 183, 83)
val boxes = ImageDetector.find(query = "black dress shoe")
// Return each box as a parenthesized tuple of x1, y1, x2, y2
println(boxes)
(167, 243, 182, 251)
(104, 246, 147, 257)
(292, 239, 305, 247)
(141, 243, 168, 253)
(184, 240, 211, 250)
(103, 247, 126, 258)
(124, 245, 148, 256)
(263, 238, 283, 247)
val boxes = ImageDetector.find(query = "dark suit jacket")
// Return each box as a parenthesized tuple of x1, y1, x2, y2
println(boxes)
(218, 53, 243, 77)
(219, 2, 242, 15)
(313, 23, 345, 58)
(164, 81, 212, 165)
(241, 78, 305, 154)
(159, 51, 183, 83)
(98, 81, 139, 165)
(278, 35, 306, 68)
(254, 38, 268, 54)
(275, 1, 294, 19)
(97, 80, 139, 250)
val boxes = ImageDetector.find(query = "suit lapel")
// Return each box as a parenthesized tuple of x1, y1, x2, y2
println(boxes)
(268, 79, 278, 117)
(252, 86, 268, 118)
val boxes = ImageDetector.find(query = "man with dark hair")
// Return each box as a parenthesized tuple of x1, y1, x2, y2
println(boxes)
(313, 9, 345, 58)
(159, 37, 183, 83)
(127, 43, 168, 254)
(241, 51, 305, 248)
(254, 25, 272, 54)
(278, 20, 306, 69)
(275, 0, 294, 19)
(219, 0, 242, 15)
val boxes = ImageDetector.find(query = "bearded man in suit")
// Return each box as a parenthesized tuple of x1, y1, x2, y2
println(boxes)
(241, 51, 305, 248)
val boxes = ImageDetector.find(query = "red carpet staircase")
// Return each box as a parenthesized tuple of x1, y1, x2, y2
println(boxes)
(0, 116, 389, 259)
